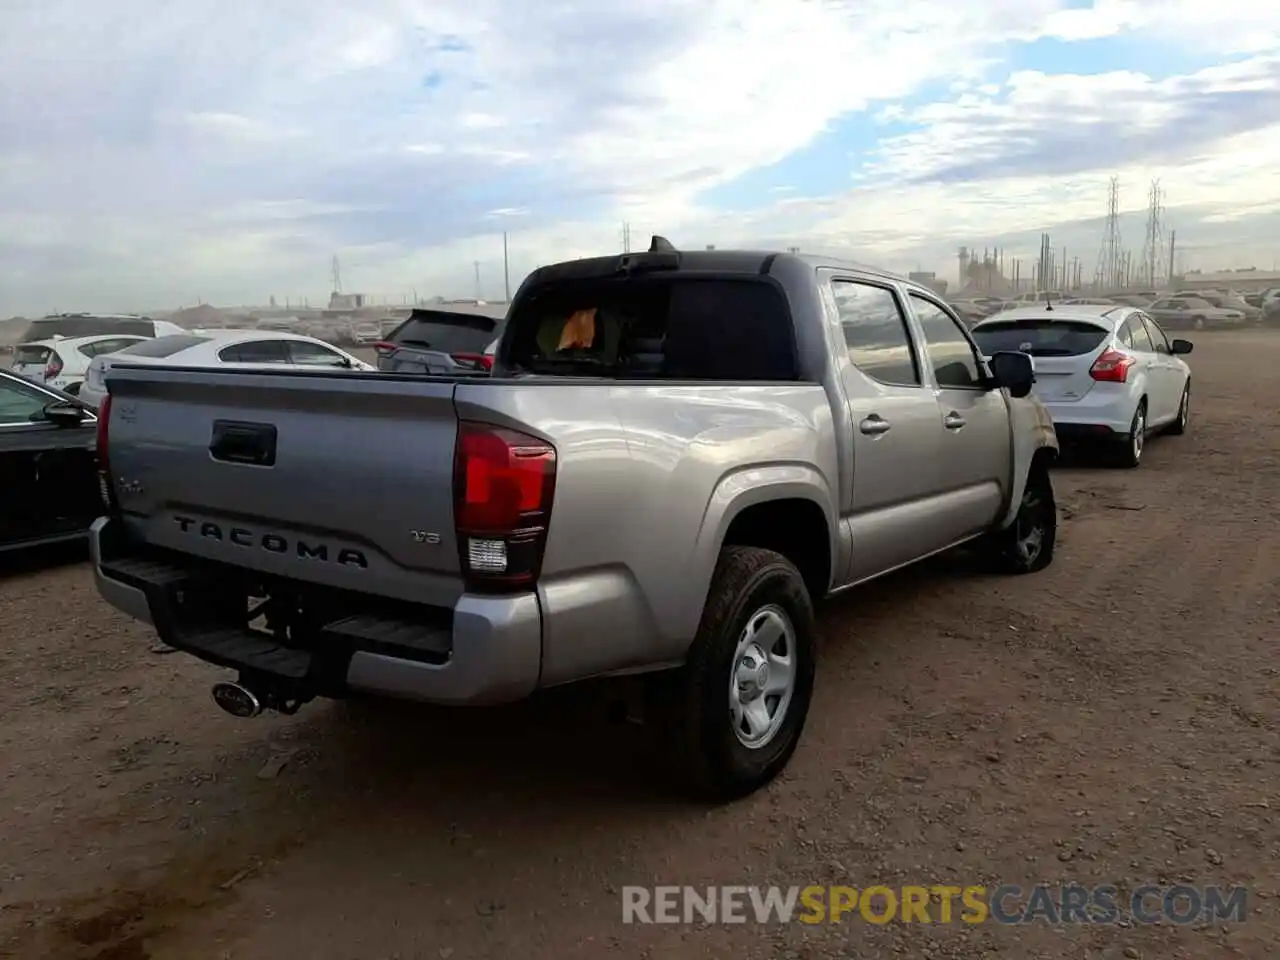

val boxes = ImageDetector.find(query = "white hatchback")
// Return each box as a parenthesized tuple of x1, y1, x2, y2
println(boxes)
(10, 334, 151, 395)
(971, 304, 1193, 468)
(77, 330, 375, 409)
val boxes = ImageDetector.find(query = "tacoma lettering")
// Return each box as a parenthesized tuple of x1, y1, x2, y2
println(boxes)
(172, 516, 368, 568)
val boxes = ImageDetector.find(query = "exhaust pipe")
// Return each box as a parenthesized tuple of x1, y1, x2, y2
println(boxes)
(211, 680, 263, 718)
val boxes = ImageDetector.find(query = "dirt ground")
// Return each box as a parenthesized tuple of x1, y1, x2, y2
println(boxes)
(2, 331, 1277, 960)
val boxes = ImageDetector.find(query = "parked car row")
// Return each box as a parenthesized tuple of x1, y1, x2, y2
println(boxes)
(949, 288, 1279, 327)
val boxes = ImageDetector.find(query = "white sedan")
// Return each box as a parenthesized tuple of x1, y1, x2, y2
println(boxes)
(970, 304, 1193, 468)
(77, 330, 374, 409)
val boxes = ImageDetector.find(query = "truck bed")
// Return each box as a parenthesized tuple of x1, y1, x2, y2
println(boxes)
(100, 363, 838, 654)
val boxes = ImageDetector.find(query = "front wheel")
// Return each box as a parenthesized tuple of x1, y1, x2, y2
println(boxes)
(658, 546, 816, 801)
(985, 461, 1057, 574)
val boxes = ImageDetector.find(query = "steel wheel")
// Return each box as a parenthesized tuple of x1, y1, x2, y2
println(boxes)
(729, 605, 796, 750)
(1013, 484, 1048, 567)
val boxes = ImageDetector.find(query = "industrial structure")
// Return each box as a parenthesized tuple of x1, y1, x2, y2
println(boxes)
(958, 175, 1184, 296)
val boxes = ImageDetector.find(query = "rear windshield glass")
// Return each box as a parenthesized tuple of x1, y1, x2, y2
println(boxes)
(971, 319, 1109, 357)
(14, 345, 51, 363)
(387, 312, 500, 355)
(117, 334, 211, 357)
(26, 317, 156, 338)
(504, 277, 799, 380)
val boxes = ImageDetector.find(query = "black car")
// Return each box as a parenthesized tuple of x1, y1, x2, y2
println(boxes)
(0, 368, 102, 552)
(375, 306, 506, 375)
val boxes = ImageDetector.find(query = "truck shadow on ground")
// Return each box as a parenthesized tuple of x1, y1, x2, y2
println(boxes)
(268, 548, 991, 803)
(19, 549, 1030, 960)
(0, 539, 89, 579)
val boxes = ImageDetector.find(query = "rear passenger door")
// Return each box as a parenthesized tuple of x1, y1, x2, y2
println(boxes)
(829, 277, 950, 583)
(906, 292, 1011, 542)
(1136, 314, 1179, 424)
(1119, 316, 1168, 421)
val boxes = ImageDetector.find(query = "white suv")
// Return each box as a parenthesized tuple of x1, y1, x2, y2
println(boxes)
(10, 334, 150, 395)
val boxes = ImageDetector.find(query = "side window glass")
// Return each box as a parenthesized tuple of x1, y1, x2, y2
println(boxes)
(1117, 321, 1134, 348)
(287, 341, 347, 366)
(1128, 318, 1154, 352)
(830, 280, 920, 386)
(910, 294, 982, 388)
(0, 377, 49, 423)
(1141, 316, 1169, 352)
(219, 340, 289, 364)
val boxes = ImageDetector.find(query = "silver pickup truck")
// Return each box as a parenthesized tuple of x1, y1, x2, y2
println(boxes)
(90, 241, 1058, 799)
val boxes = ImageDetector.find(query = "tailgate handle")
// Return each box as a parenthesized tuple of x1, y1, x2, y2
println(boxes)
(210, 420, 278, 467)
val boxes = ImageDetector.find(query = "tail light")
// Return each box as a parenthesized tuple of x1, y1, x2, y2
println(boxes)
(374, 341, 396, 356)
(453, 421, 556, 593)
(1089, 349, 1135, 383)
(96, 394, 117, 510)
(451, 352, 494, 371)
(44, 353, 63, 381)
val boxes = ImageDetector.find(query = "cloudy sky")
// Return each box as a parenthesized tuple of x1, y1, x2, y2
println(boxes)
(2, 0, 1278, 314)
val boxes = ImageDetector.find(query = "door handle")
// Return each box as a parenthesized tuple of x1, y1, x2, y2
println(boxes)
(944, 412, 966, 430)
(858, 415, 891, 436)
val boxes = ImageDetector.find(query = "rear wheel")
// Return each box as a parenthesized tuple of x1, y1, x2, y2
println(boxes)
(1112, 400, 1146, 468)
(1166, 383, 1190, 436)
(657, 546, 816, 801)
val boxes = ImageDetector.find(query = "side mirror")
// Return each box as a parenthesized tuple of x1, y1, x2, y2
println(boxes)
(987, 351, 1035, 399)
(42, 400, 87, 427)
(1171, 339, 1193, 355)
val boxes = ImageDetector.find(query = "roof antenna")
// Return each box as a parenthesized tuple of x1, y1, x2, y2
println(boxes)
(1043, 290, 1054, 312)
(648, 235, 677, 253)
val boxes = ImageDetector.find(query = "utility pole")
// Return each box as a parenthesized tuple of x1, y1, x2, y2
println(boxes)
(621, 222, 631, 253)
(473, 261, 481, 301)
(1094, 176, 1122, 290)
(1167, 230, 1177, 287)
(503, 232, 511, 302)
(1141, 179, 1164, 288)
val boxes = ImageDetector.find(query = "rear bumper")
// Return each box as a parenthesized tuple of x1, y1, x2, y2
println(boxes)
(1040, 394, 1136, 438)
(88, 517, 542, 705)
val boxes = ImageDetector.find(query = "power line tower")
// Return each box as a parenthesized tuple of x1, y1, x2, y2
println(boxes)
(621, 222, 632, 253)
(1093, 176, 1122, 290)
(331, 255, 342, 294)
(1140, 179, 1165, 289)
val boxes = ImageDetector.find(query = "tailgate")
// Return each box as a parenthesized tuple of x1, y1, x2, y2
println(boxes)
(972, 318, 1110, 403)
(12, 344, 51, 380)
(1026, 356, 1099, 403)
(104, 365, 464, 606)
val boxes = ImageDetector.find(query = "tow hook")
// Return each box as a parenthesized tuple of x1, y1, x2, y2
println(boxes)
(211, 680, 263, 718)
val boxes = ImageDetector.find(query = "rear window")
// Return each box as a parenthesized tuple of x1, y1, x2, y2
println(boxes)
(971, 319, 1110, 357)
(116, 334, 211, 357)
(14, 345, 51, 364)
(26, 317, 156, 338)
(504, 276, 799, 380)
(387, 312, 500, 355)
